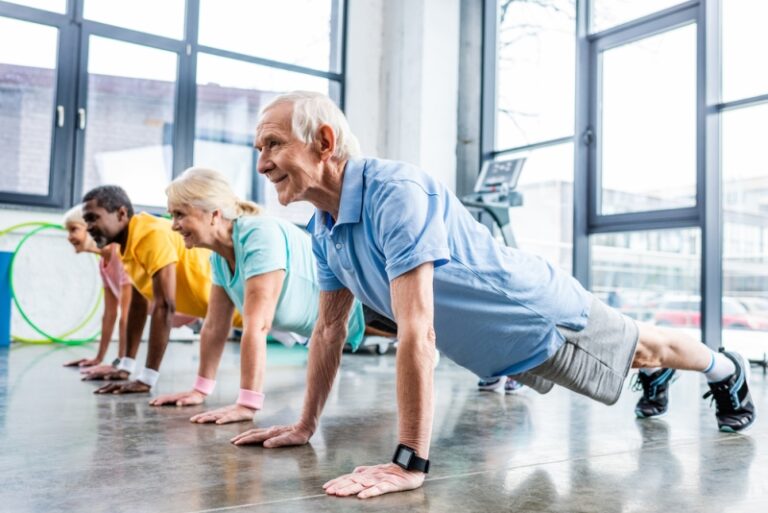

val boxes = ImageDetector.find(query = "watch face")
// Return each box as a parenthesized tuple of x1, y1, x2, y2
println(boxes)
(395, 447, 412, 467)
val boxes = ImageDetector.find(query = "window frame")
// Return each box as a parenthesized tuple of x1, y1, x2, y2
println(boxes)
(478, 0, 745, 347)
(0, 0, 348, 213)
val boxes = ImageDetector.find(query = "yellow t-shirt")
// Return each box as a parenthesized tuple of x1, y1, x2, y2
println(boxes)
(120, 213, 212, 319)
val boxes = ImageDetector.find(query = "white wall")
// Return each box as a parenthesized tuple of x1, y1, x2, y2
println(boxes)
(345, 0, 461, 191)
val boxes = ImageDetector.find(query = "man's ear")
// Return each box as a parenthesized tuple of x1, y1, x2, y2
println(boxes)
(117, 206, 128, 221)
(315, 124, 337, 161)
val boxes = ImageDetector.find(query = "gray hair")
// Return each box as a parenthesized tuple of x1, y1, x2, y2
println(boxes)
(260, 91, 361, 161)
(63, 204, 85, 226)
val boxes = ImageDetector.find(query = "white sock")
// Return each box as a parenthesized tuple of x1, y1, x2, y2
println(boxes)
(640, 367, 661, 375)
(702, 351, 736, 383)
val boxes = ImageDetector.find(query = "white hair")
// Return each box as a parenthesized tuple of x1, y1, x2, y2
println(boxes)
(166, 167, 262, 219)
(63, 204, 85, 226)
(260, 91, 361, 160)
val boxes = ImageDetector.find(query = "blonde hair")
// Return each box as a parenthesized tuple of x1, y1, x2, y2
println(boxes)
(63, 204, 85, 227)
(260, 90, 361, 160)
(166, 167, 263, 219)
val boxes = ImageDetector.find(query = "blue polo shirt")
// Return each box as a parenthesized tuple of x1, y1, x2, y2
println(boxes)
(308, 158, 593, 378)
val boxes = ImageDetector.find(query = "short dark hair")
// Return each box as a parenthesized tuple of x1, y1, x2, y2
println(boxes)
(82, 185, 134, 218)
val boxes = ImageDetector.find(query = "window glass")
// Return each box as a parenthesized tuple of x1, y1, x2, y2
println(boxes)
(722, 0, 768, 102)
(721, 104, 768, 357)
(599, 24, 696, 215)
(195, 53, 331, 221)
(2, 0, 65, 13)
(591, 0, 686, 33)
(495, 0, 575, 150)
(591, 228, 701, 340)
(83, 0, 185, 40)
(198, 0, 337, 71)
(81, 37, 177, 207)
(0, 17, 58, 196)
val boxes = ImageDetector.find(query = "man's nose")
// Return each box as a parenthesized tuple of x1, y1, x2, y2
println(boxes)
(256, 153, 272, 175)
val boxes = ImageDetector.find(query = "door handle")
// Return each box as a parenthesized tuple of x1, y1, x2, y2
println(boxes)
(56, 105, 64, 127)
(77, 108, 86, 130)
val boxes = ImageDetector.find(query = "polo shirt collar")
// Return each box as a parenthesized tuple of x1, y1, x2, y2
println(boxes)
(310, 158, 366, 236)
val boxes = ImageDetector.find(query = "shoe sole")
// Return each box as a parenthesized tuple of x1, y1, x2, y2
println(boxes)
(635, 409, 669, 419)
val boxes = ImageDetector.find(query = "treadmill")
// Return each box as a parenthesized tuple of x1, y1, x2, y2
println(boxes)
(460, 156, 526, 247)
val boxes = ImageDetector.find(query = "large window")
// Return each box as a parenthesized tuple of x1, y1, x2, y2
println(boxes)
(598, 24, 697, 215)
(483, 0, 767, 348)
(0, 0, 346, 215)
(0, 16, 58, 196)
(491, 0, 575, 273)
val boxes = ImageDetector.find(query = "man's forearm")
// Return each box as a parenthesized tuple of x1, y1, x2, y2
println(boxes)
(125, 295, 148, 359)
(299, 327, 347, 431)
(396, 329, 436, 457)
(144, 301, 173, 371)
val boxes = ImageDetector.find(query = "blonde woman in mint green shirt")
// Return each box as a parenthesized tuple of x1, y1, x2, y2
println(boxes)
(150, 167, 366, 424)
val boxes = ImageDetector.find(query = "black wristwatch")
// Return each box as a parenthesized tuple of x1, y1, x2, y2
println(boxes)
(392, 444, 430, 473)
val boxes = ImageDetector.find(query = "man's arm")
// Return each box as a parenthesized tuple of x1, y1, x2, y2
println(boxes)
(323, 262, 435, 499)
(82, 285, 147, 381)
(150, 284, 235, 408)
(95, 265, 175, 394)
(230, 287, 355, 446)
(186, 270, 284, 424)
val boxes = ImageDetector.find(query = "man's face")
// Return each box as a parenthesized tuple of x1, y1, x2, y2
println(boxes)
(81, 199, 127, 248)
(255, 102, 322, 206)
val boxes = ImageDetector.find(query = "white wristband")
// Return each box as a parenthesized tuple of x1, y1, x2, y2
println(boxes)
(136, 367, 160, 387)
(116, 357, 136, 373)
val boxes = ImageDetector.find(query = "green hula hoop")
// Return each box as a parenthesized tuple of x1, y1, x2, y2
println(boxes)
(2, 222, 66, 343)
(8, 224, 103, 345)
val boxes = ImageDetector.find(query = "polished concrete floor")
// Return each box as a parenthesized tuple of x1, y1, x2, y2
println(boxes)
(1, 341, 767, 513)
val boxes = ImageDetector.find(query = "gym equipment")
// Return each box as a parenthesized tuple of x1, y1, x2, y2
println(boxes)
(460, 156, 526, 247)
(3, 223, 102, 345)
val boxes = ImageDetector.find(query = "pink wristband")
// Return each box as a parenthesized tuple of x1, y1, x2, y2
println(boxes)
(237, 389, 265, 410)
(193, 376, 216, 395)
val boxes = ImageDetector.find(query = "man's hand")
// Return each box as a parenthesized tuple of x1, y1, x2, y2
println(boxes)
(64, 357, 101, 367)
(149, 390, 206, 407)
(323, 463, 425, 499)
(189, 404, 255, 424)
(82, 368, 129, 381)
(94, 380, 151, 395)
(230, 423, 313, 447)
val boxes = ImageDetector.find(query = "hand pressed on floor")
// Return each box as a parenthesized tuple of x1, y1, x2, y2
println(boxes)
(323, 463, 425, 499)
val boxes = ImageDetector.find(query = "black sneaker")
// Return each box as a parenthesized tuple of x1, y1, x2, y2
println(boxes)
(632, 368, 677, 418)
(703, 351, 755, 433)
(477, 377, 504, 391)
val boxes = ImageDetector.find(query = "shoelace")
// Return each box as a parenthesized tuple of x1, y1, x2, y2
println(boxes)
(702, 385, 740, 412)
(630, 373, 656, 399)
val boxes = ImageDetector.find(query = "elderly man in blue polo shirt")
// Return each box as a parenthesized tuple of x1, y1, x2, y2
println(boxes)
(231, 91, 755, 499)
